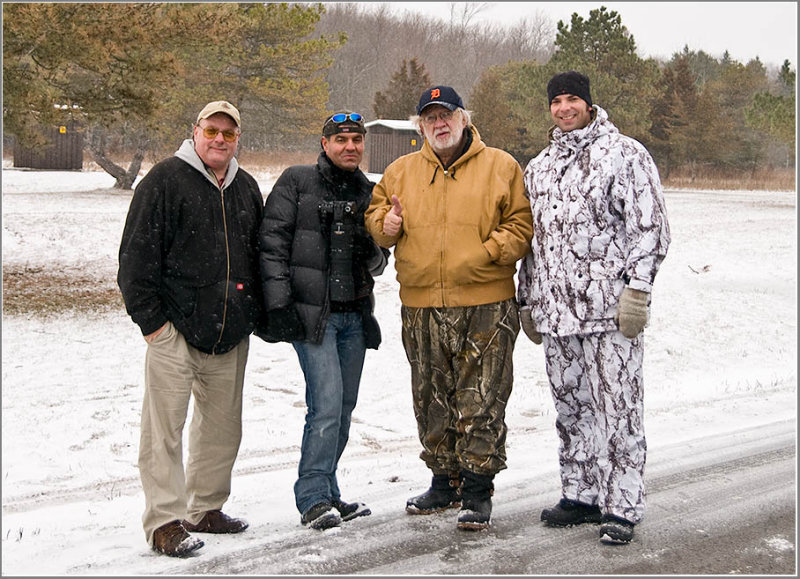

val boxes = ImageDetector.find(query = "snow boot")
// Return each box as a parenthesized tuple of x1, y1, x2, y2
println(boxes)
(332, 498, 372, 522)
(541, 497, 602, 527)
(300, 502, 342, 530)
(599, 514, 635, 544)
(457, 470, 494, 531)
(406, 472, 462, 514)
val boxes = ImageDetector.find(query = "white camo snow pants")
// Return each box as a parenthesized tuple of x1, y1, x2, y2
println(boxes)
(543, 331, 646, 524)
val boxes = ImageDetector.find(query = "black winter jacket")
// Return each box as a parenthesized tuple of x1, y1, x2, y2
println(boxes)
(258, 152, 384, 348)
(118, 141, 264, 354)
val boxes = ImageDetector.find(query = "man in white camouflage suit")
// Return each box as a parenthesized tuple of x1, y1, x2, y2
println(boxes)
(518, 71, 670, 544)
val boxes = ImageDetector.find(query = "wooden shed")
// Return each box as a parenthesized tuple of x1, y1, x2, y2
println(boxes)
(365, 119, 422, 174)
(13, 121, 84, 170)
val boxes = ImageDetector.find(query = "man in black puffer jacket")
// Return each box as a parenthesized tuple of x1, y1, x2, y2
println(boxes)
(118, 101, 262, 557)
(258, 111, 388, 530)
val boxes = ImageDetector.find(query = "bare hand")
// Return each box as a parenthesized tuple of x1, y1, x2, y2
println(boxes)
(383, 195, 403, 236)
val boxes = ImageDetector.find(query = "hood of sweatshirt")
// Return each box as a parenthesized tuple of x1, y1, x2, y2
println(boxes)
(174, 138, 240, 189)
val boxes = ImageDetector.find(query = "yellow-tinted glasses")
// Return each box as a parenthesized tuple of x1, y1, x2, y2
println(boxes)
(198, 125, 239, 142)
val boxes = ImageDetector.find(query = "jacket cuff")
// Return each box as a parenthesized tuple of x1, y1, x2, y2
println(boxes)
(627, 278, 653, 293)
(138, 315, 169, 337)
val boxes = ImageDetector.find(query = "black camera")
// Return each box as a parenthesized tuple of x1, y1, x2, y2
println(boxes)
(319, 200, 358, 302)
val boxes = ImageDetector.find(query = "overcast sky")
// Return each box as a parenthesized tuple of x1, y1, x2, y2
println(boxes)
(379, 2, 797, 69)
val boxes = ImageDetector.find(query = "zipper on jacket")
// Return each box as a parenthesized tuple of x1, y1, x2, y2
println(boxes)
(214, 185, 231, 353)
(439, 169, 449, 306)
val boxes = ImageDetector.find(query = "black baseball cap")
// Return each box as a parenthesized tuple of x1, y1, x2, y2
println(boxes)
(416, 86, 464, 115)
(322, 111, 366, 138)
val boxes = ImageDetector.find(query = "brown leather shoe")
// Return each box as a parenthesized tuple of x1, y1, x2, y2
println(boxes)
(183, 510, 249, 534)
(152, 520, 204, 557)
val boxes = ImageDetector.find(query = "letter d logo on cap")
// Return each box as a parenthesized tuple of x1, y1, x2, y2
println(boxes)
(431, 89, 440, 98)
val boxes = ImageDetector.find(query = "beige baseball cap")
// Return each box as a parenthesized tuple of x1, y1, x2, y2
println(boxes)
(196, 100, 241, 128)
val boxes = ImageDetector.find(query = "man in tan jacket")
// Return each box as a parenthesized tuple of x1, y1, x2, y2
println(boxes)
(365, 86, 532, 531)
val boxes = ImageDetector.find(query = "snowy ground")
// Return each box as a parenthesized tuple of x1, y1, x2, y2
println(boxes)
(1, 166, 796, 575)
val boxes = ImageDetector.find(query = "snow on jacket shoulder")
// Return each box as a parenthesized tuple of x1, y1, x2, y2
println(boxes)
(117, 142, 264, 354)
(518, 106, 671, 337)
(365, 126, 533, 308)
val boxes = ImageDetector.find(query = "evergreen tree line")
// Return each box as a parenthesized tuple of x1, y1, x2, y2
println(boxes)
(3, 2, 341, 187)
(323, 4, 795, 178)
(3, 3, 795, 188)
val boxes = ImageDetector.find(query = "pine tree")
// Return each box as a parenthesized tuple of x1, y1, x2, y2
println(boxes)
(548, 6, 660, 144)
(745, 59, 796, 149)
(372, 58, 431, 119)
(3, 2, 343, 187)
(653, 54, 709, 179)
(167, 3, 344, 149)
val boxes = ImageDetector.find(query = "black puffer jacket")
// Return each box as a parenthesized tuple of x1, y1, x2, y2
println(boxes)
(258, 152, 385, 347)
(118, 140, 264, 354)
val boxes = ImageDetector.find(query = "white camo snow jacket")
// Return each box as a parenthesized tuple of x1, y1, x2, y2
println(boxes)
(518, 106, 670, 337)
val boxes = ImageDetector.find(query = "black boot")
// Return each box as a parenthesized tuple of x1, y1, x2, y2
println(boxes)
(457, 470, 494, 531)
(406, 473, 462, 514)
(599, 514, 635, 544)
(541, 497, 602, 527)
(331, 498, 371, 522)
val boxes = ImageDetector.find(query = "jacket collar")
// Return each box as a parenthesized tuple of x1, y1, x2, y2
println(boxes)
(420, 125, 486, 181)
(316, 151, 371, 192)
(549, 106, 617, 152)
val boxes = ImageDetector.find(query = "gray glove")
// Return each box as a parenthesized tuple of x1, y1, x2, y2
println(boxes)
(519, 306, 542, 345)
(617, 287, 649, 339)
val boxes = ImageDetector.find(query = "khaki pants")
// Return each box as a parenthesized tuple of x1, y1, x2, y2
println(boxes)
(139, 321, 249, 545)
(401, 299, 519, 476)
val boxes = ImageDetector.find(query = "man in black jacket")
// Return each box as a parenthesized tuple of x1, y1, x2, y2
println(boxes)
(258, 111, 388, 530)
(118, 101, 263, 557)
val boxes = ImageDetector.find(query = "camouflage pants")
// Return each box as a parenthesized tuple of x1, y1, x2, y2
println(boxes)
(542, 331, 646, 524)
(400, 299, 519, 476)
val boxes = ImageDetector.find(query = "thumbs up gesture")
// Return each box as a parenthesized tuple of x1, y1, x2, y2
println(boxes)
(383, 195, 403, 236)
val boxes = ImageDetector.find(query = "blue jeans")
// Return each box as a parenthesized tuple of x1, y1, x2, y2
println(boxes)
(292, 311, 366, 515)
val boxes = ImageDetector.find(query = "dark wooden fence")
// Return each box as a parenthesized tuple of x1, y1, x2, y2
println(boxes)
(13, 122, 84, 170)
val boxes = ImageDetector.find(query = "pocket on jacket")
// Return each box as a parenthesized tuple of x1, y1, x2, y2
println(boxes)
(449, 236, 494, 283)
(573, 276, 624, 321)
(183, 281, 225, 347)
(163, 281, 197, 319)
(221, 278, 261, 338)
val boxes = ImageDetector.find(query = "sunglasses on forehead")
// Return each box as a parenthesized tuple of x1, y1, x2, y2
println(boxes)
(328, 113, 363, 124)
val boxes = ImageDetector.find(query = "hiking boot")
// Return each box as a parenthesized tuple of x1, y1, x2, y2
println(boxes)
(332, 498, 372, 522)
(457, 470, 494, 531)
(458, 497, 493, 530)
(152, 520, 204, 557)
(599, 514, 635, 544)
(406, 473, 462, 514)
(541, 498, 602, 527)
(183, 510, 249, 534)
(301, 502, 342, 530)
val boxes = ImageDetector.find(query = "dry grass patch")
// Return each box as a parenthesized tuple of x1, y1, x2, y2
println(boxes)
(662, 167, 796, 192)
(3, 265, 125, 317)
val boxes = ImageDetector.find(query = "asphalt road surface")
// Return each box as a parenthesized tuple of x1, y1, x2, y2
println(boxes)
(167, 418, 796, 575)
